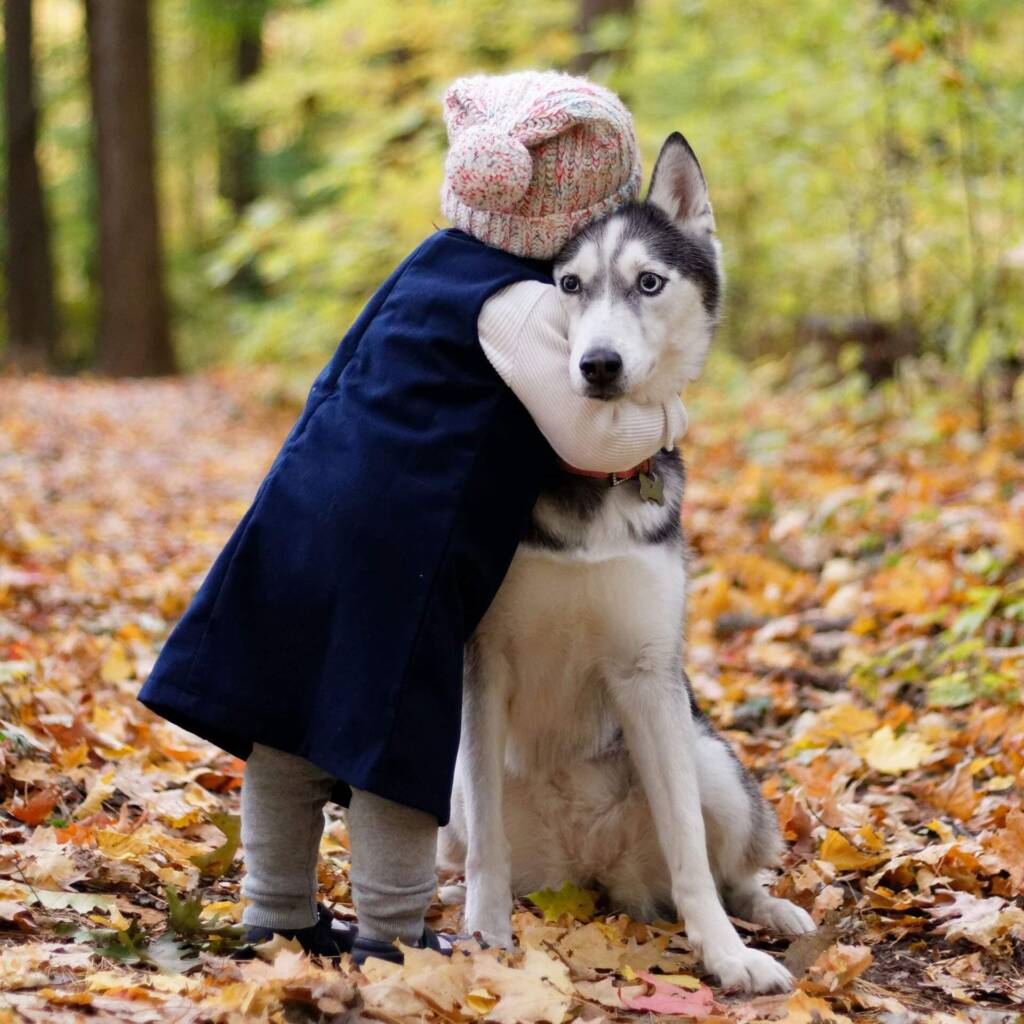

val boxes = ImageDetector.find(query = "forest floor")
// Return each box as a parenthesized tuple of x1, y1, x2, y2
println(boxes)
(0, 368, 1022, 1023)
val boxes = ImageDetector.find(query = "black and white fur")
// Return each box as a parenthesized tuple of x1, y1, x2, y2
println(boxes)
(440, 134, 814, 993)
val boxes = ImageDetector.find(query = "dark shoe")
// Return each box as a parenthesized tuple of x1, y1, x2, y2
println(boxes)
(238, 903, 357, 958)
(351, 926, 457, 965)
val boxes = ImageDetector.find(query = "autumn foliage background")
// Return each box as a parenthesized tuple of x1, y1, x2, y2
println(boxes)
(1, 0, 1024, 1021)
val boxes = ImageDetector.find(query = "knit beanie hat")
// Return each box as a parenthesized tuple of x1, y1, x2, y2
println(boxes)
(441, 71, 641, 260)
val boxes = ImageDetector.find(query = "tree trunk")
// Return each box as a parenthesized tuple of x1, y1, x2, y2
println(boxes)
(4, 0, 60, 371)
(570, 0, 636, 75)
(218, 15, 263, 216)
(216, 3, 265, 296)
(85, 0, 175, 376)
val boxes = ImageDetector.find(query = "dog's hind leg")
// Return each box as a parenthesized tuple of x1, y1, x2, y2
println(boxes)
(723, 874, 815, 936)
(694, 727, 814, 937)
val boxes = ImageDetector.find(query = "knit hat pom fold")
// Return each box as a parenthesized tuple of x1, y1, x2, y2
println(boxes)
(441, 71, 640, 259)
(445, 124, 534, 213)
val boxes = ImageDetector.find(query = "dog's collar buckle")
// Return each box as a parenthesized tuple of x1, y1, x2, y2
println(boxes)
(559, 457, 665, 504)
(608, 468, 636, 487)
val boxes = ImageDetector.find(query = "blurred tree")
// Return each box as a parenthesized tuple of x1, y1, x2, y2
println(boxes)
(216, 0, 268, 217)
(85, 0, 174, 375)
(571, 0, 635, 76)
(4, 0, 60, 370)
(216, 0, 269, 297)
(196, 0, 576, 365)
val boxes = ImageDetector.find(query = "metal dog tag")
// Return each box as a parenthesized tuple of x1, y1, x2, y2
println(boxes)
(639, 470, 664, 505)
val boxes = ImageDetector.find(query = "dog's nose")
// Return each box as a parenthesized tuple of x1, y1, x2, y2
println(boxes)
(579, 348, 623, 386)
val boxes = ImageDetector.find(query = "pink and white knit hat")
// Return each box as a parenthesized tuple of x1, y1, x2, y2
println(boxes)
(441, 71, 641, 260)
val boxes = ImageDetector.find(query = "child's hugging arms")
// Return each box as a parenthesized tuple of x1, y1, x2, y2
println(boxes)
(478, 280, 688, 473)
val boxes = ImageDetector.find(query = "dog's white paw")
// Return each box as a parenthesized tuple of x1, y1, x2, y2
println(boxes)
(704, 945, 793, 994)
(463, 905, 513, 949)
(757, 896, 816, 936)
(472, 923, 514, 949)
(464, 881, 514, 949)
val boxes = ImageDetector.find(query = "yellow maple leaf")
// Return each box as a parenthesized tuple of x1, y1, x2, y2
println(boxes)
(856, 725, 932, 774)
(774, 989, 853, 1024)
(57, 741, 89, 771)
(525, 881, 597, 923)
(100, 642, 133, 684)
(819, 829, 887, 872)
(201, 899, 243, 923)
(788, 704, 878, 753)
(464, 988, 498, 1014)
(655, 973, 702, 990)
(74, 770, 116, 820)
(96, 825, 202, 865)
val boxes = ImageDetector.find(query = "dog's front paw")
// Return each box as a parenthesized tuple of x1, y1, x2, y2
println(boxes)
(704, 945, 793, 994)
(463, 911, 514, 950)
(471, 923, 515, 949)
(464, 882, 514, 949)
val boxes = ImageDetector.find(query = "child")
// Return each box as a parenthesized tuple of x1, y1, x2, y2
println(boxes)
(139, 71, 687, 962)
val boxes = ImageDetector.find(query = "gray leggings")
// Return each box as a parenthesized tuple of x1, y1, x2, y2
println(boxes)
(240, 743, 438, 944)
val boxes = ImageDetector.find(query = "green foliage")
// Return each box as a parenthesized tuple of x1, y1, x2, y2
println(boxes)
(626, 0, 1024, 362)
(188, 812, 241, 877)
(852, 579, 1024, 709)
(11, 0, 1024, 372)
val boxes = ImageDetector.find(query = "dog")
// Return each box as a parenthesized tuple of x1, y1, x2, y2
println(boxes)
(439, 133, 815, 993)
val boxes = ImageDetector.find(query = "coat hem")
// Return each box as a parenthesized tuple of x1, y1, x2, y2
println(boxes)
(137, 681, 451, 824)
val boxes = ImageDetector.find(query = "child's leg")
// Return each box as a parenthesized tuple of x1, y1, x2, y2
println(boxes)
(348, 788, 438, 944)
(241, 743, 334, 929)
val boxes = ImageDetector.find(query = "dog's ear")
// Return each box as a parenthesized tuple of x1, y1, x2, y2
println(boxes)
(647, 133, 715, 237)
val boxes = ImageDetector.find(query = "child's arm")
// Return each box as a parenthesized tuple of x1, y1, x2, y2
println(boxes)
(479, 281, 688, 473)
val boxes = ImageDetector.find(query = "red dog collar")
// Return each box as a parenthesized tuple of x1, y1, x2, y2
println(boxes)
(558, 457, 654, 486)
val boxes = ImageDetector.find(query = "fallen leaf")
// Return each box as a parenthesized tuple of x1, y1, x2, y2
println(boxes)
(856, 725, 932, 774)
(100, 642, 134, 684)
(8, 788, 61, 826)
(619, 972, 717, 1016)
(929, 891, 1024, 948)
(649, 971, 702, 990)
(34, 891, 115, 914)
(470, 949, 573, 1024)
(189, 812, 240, 877)
(982, 808, 1024, 893)
(819, 829, 887, 871)
(803, 943, 873, 993)
(526, 881, 598, 923)
(767, 988, 853, 1023)
(0, 901, 35, 932)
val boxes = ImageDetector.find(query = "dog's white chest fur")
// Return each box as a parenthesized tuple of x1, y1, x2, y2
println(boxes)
(482, 534, 686, 778)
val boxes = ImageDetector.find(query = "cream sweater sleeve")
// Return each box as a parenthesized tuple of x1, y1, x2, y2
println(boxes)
(478, 280, 688, 474)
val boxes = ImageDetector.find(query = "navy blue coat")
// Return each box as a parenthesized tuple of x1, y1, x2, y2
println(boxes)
(138, 230, 557, 824)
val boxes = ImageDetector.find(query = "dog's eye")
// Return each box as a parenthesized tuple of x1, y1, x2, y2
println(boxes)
(638, 272, 666, 295)
(559, 274, 582, 294)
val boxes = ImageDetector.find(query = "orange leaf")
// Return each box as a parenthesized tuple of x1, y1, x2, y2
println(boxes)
(9, 787, 60, 826)
(927, 764, 979, 822)
(54, 821, 98, 846)
(984, 808, 1024, 894)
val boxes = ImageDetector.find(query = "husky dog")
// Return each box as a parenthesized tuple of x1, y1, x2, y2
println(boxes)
(439, 134, 814, 993)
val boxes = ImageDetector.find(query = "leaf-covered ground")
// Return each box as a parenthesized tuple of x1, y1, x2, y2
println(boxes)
(1, 369, 1022, 1023)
